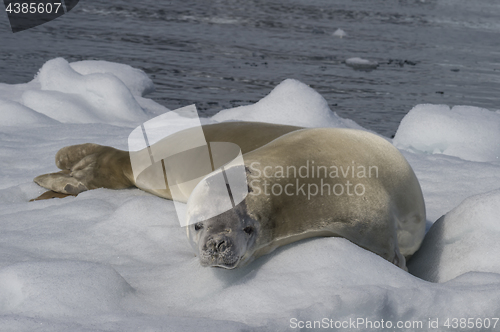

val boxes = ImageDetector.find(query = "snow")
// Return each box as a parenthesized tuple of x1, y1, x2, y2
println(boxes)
(394, 104, 500, 162)
(212, 78, 363, 129)
(0, 98, 56, 126)
(69, 60, 155, 97)
(3, 58, 162, 127)
(409, 189, 500, 283)
(1, 58, 500, 331)
(345, 57, 379, 69)
(333, 28, 347, 38)
(0, 261, 133, 315)
(30, 58, 149, 125)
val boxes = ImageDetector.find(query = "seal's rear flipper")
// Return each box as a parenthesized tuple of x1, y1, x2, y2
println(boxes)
(34, 171, 89, 195)
(30, 190, 78, 202)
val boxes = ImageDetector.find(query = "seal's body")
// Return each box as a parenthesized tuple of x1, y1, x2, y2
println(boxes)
(186, 128, 426, 270)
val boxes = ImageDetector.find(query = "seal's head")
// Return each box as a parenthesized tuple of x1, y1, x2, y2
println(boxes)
(185, 162, 273, 269)
(187, 201, 259, 269)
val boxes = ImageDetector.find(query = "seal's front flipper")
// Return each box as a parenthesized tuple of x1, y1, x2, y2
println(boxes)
(29, 190, 78, 202)
(34, 171, 89, 195)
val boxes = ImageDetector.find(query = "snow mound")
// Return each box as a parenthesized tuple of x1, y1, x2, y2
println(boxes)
(408, 189, 500, 283)
(0, 261, 133, 316)
(0, 98, 57, 126)
(212, 79, 363, 129)
(152, 238, 420, 328)
(70, 60, 155, 97)
(21, 58, 148, 125)
(394, 104, 500, 162)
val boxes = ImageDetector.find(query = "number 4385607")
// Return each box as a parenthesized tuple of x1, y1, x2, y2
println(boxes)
(6, 2, 62, 14)
(444, 318, 499, 329)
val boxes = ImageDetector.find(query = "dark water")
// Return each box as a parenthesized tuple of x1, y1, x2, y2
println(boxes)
(1, 0, 499, 136)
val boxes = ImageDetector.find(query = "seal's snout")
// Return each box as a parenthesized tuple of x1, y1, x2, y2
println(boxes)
(200, 234, 241, 269)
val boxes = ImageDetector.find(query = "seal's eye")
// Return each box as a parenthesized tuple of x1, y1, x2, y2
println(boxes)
(243, 226, 253, 235)
(194, 223, 203, 231)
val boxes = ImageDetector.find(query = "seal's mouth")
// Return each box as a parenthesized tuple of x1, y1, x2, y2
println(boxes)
(200, 250, 240, 269)
(212, 258, 240, 269)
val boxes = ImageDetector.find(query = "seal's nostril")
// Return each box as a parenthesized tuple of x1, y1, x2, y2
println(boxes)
(217, 240, 226, 252)
(206, 239, 216, 252)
